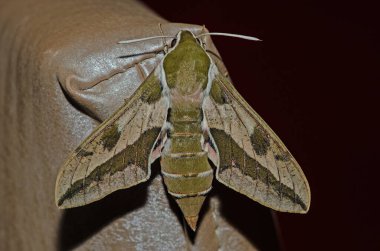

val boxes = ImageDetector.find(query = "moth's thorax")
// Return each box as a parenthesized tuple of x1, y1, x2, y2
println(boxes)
(163, 31, 211, 96)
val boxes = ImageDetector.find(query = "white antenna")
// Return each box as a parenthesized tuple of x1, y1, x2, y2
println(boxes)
(196, 32, 261, 41)
(118, 35, 175, 44)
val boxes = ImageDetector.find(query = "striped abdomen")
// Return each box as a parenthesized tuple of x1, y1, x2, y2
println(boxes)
(160, 106, 213, 230)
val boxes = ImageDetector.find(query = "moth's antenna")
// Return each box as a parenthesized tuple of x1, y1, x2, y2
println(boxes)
(196, 32, 261, 41)
(158, 23, 169, 54)
(118, 35, 175, 44)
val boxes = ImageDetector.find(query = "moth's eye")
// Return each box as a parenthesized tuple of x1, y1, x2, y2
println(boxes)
(170, 38, 177, 47)
(196, 38, 205, 48)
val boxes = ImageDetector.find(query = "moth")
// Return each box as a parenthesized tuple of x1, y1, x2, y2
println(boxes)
(55, 30, 311, 231)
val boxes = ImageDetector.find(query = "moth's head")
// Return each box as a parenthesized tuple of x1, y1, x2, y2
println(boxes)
(168, 30, 205, 52)
(164, 30, 209, 67)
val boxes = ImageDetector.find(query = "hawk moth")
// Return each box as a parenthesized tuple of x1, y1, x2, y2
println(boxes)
(55, 30, 311, 231)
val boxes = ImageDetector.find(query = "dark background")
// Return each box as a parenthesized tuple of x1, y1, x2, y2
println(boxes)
(141, 0, 379, 250)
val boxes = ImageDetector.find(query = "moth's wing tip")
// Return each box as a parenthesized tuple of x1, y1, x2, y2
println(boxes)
(296, 208, 310, 214)
(55, 195, 66, 209)
(55, 197, 79, 210)
(56, 204, 66, 210)
(289, 199, 311, 214)
(290, 196, 311, 214)
(273, 205, 310, 214)
(55, 202, 65, 210)
(301, 186, 312, 214)
(301, 209, 309, 214)
(54, 188, 71, 209)
(304, 199, 311, 214)
(54, 184, 65, 209)
(295, 205, 310, 214)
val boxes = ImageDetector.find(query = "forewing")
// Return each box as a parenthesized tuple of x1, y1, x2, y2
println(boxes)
(56, 68, 168, 208)
(203, 70, 311, 213)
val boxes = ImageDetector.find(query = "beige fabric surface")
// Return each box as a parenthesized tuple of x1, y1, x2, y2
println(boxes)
(0, 0, 275, 250)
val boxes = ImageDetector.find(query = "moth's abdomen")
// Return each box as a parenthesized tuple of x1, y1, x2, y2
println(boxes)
(161, 149, 213, 199)
(160, 109, 213, 230)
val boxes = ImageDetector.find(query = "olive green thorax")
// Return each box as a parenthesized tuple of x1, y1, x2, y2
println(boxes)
(163, 31, 211, 94)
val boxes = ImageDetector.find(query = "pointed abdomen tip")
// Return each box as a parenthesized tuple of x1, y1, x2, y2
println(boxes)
(185, 216, 199, 231)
